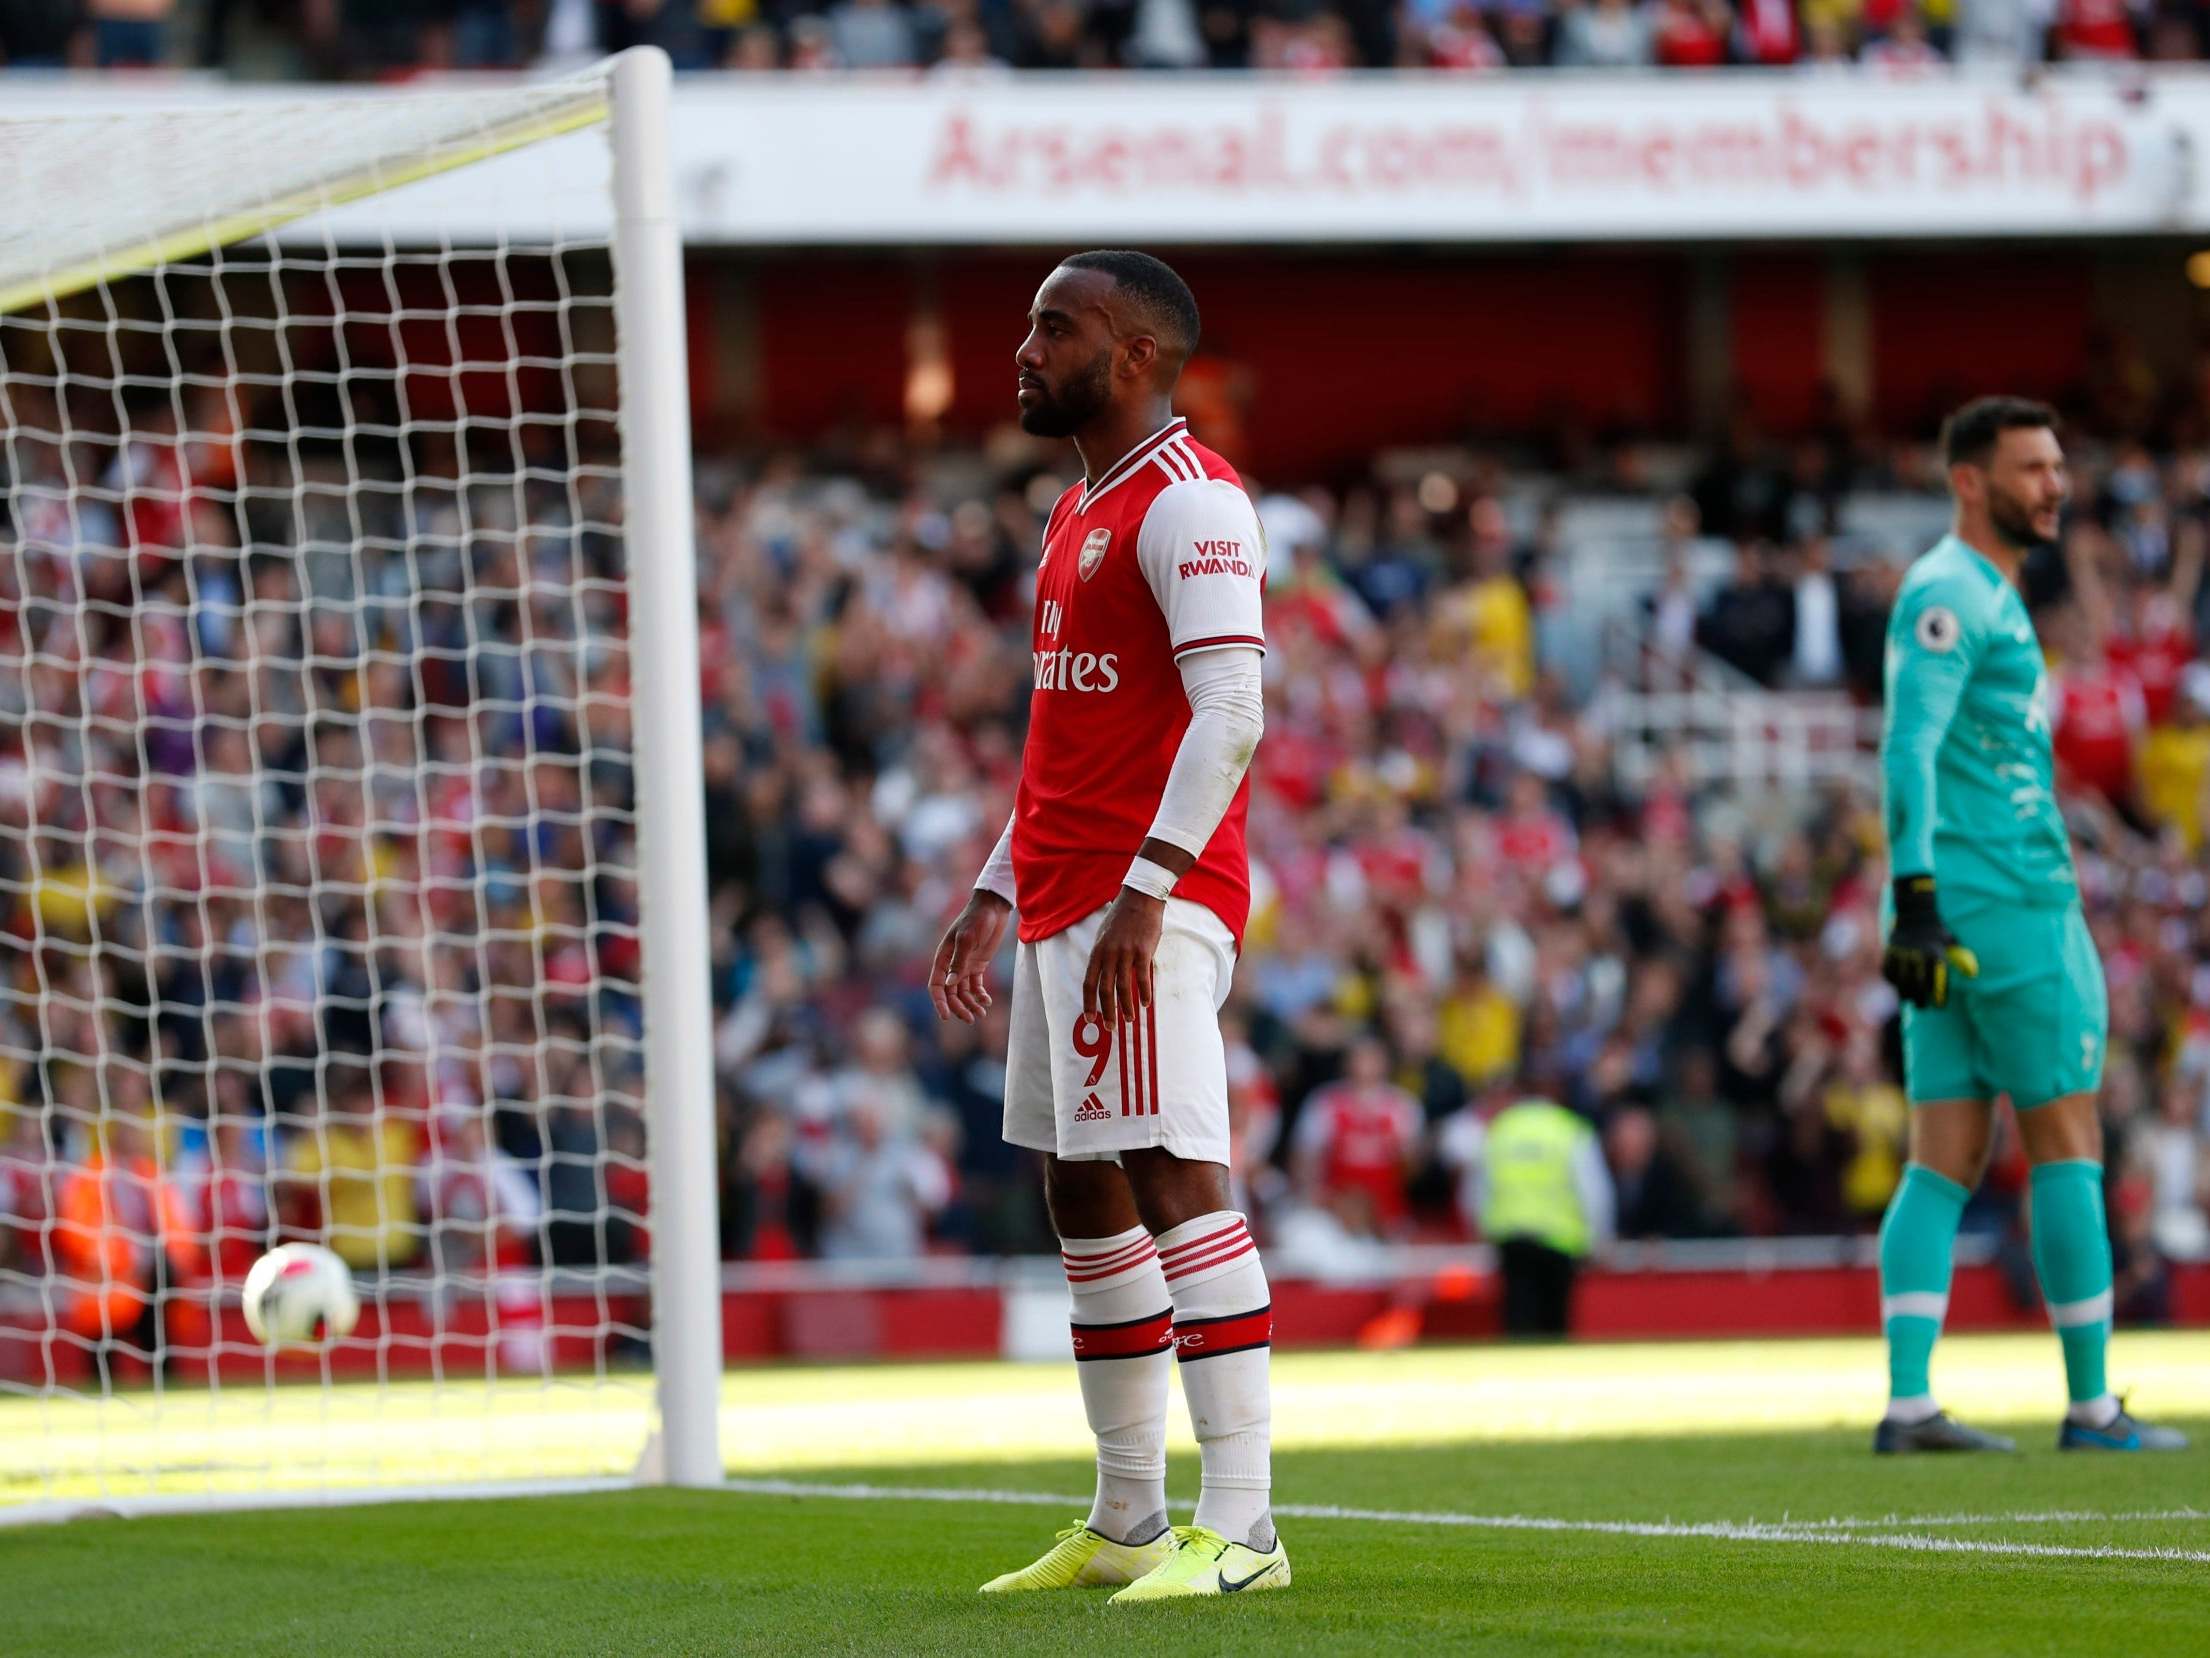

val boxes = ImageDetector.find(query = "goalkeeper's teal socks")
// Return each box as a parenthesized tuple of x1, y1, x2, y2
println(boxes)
(1880, 1158, 2119, 1425)
(2029, 1159, 2117, 1420)
(1878, 1163, 1969, 1418)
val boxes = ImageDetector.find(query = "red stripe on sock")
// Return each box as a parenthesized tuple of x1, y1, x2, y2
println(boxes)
(1162, 1238, 1255, 1283)
(1062, 1244, 1154, 1277)
(1062, 1232, 1152, 1261)
(1062, 1239, 1156, 1281)
(1158, 1220, 1245, 1263)
(1071, 1311, 1174, 1361)
(1171, 1306, 1271, 1359)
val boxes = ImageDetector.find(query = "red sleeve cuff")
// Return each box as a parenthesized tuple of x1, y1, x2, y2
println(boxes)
(1172, 634, 1266, 658)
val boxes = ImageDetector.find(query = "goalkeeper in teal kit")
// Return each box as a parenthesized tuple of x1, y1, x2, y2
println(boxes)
(1874, 398, 2185, 1454)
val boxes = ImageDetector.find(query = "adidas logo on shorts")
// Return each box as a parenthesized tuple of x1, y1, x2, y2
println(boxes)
(1072, 1093, 1110, 1122)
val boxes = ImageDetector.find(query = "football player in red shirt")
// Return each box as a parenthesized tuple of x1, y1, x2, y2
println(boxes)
(1291, 1036, 1426, 1233)
(931, 251, 1285, 1602)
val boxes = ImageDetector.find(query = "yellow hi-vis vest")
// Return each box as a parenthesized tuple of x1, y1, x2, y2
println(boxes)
(1483, 1099, 1595, 1258)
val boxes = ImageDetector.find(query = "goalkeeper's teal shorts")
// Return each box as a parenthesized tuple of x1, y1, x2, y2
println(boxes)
(1899, 901, 2107, 1110)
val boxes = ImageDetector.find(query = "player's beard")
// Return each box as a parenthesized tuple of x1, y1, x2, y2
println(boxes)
(1017, 349, 1112, 438)
(1986, 480, 2052, 551)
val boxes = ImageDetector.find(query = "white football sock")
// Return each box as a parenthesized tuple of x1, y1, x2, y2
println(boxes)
(2066, 1393, 2121, 1428)
(1060, 1226, 1171, 1545)
(1884, 1394, 1940, 1425)
(1157, 1210, 1274, 1551)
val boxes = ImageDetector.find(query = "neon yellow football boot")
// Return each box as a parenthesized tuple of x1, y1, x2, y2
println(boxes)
(978, 1520, 1173, 1592)
(1108, 1524, 1291, 1603)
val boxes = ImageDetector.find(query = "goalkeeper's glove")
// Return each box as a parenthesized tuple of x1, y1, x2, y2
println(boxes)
(1882, 876, 1980, 1010)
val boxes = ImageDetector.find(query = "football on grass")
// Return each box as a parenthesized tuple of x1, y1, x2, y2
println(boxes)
(242, 1244, 362, 1348)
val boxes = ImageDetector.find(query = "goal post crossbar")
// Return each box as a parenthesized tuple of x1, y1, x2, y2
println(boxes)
(0, 81, 611, 319)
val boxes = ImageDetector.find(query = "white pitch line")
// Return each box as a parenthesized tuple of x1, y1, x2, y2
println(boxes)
(720, 1478, 2210, 1565)
(0, 1475, 636, 1530)
(726, 1478, 1097, 1510)
(1781, 1506, 2210, 1532)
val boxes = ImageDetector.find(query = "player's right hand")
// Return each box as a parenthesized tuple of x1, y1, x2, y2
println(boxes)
(930, 890, 1011, 1024)
(1881, 875, 1979, 1010)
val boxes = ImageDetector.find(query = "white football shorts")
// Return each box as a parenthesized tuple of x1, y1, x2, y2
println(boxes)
(1003, 897, 1237, 1166)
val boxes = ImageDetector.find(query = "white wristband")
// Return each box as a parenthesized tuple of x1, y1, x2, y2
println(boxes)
(1122, 856, 1178, 901)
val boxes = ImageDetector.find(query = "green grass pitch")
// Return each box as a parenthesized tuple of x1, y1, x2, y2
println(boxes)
(7, 1333, 2209, 1656)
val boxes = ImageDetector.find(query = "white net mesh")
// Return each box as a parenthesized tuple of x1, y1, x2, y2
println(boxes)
(0, 74, 673, 1511)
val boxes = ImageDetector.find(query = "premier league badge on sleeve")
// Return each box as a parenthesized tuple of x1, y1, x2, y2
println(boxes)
(1078, 528, 1111, 581)
(1916, 605, 1960, 653)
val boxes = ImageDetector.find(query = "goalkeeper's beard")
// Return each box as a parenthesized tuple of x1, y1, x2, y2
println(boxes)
(1986, 482, 2054, 553)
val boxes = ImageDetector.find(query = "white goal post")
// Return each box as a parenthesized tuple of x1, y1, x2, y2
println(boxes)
(0, 48, 721, 1520)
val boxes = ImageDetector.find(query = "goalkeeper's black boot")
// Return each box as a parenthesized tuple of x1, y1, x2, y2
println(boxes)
(1873, 1411, 2016, 1454)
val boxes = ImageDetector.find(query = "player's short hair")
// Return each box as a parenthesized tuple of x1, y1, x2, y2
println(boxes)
(1940, 396, 2057, 469)
(1060, 250, 1200, 361)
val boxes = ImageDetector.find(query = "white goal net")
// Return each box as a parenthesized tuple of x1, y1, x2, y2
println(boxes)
(0, 52, 720, 1521)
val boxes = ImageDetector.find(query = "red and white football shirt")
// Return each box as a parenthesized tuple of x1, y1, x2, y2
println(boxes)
(1294, 1078, 1423, 1227)
(1013, 418, 1265, 947)
(2053, 659, 2145, 803)
(2110, 618, 2194, 727)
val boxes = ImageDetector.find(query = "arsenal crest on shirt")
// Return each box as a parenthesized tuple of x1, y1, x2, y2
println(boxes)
(1078, 528, 1110, 580)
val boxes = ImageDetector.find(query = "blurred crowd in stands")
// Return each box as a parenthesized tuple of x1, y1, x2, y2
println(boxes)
(7, 301, 2210, 1368)
(4, 0, 2209, 77)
